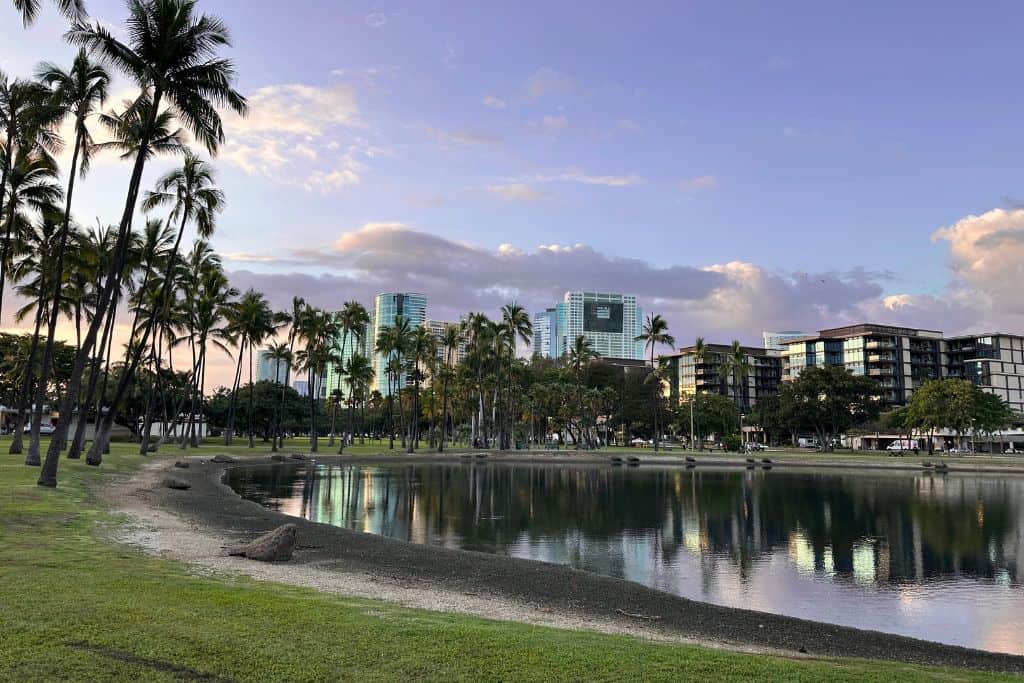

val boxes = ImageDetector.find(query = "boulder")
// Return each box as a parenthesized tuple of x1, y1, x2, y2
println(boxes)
(269, 454, 287, 462)
(289, 453, 307, 461)
(211, 454, 236, 464)
(173, 460, 190, 469)
(163, 476, 191, 490)
(227, 524, 298, 562)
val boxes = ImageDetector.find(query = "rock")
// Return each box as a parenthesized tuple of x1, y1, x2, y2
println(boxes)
(227, 524, 297, 562)
(746, 458, 756, 464)
(798, 646, 808, 654)
(269, 454, 286, 462)
(761, 458, 773, 464)
(173, 460, 190, 469)
(211, 454, 236, 464)
(685, 456, 696, 463)
(163, 476, 191, 490)
(289, 453, 307, 461)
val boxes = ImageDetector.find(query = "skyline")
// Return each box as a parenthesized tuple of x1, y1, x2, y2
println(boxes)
(3, 1, 1024, 389)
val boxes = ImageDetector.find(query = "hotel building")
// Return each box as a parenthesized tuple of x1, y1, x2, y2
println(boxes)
(372, 292, 427, 395)
(662, 343, 782, 410)
(426, 319, 469, 368)
(532, 308, 558, 358)
(545, 291, 643, 360)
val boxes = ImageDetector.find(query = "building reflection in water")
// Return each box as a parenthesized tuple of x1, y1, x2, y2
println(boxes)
(228, 463, 1024, 654)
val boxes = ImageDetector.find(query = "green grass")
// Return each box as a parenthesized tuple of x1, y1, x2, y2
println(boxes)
(0, 442, 1016, 681)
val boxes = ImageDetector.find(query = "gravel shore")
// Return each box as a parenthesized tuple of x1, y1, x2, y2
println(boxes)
(112, 453, 1024, 675)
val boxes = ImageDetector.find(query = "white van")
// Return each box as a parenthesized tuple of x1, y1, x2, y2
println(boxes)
(797, 437, 820, 449)
(887, 439, 919, 452)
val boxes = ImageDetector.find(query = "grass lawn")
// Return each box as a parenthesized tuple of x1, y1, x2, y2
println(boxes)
(0, 440, 1016, 682)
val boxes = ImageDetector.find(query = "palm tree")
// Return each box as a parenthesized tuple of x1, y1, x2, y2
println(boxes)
(223, 289, 275, 448)
(329, 301, 368, 447)
(568, 334, 599, 450)
(1, 148, 62, 324)
(11, 0, 86, 26)
(273, 296, 305, 449)
(294, 307, 336, 453)
(28, 49, 109, 465)
(264, 341, 292, 453)
(691, 336, 706, 449)
(438, 323, 461, 452)
(41, 0, 247, 488)
(501, 303, 531, 449)
(723, 339, 751, 441)
(342, 353, 372, 455)
(635, 314, 675, 452)
(407, 326, 436, 452)
(94, 93, 186, 161)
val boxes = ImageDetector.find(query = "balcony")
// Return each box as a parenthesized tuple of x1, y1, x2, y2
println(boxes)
(868, 368, 895, 377)
(865, 340, 896, 350)
(867, 353, 897, 363)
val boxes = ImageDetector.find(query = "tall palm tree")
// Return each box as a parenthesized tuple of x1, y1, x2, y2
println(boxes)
(438, 323, 461, 452)
(407, 325, 436, 452)
(501, 303, 531, 449)
(11, 0, 86, 26)
(1, 148, 62, 323)
(691, 336, 706, 450)
(223, 289, 275, 448)
(342, 352, 372, 455)
(635, 313, 675, 452)
(329, 301, 369, 447)
(294, 306, 335, 453)
(568, 334, 599, 450)
(28, 49, 109, 465)
(41, 0, 247, 488)
(264, 341, 292, 453)
(723, 339, 751, 440)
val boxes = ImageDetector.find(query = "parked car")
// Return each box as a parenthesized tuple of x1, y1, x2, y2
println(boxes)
(947, 446, 974, 455)
(744, 442, 766, 452)
(24, 423, 56, 435)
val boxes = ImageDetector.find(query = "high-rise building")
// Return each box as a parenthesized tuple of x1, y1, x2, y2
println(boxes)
(551, 292, 643, 360)
(762, 331, 808, 352)
(944, 333, 1024, 414)
(532, 308, 557, 358)
(781, 324, 945, 406)
(426, 320, 469, 369)
(662, 343, 782, 411)
(255, 348, 288, 383)
(372, 292, 427, 394)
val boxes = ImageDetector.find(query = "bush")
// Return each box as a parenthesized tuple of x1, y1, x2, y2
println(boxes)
(723, 435, 742, 452)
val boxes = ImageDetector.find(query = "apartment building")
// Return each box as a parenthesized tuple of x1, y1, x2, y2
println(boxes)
(945, 333, 1024, 414)
(662, 343, 782, 411)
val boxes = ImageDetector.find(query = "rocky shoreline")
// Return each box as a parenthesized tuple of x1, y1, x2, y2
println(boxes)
(118, 453, 1024, 675)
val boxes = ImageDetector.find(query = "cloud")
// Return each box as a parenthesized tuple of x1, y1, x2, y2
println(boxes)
(524, 67, 574, 100)
(483, 95, 507, 110)
(365, 11, 389, 27)
(486, 183, 550, 202)
(221, 224, 934, 351)
(220, 83, 374, 192)
(425, 126, 503, 147)
(681, 175, 717, 191)
(523, 169, 644, 187)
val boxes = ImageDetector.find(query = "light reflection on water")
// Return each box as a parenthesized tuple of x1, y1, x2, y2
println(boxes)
(227, 463, 1024, 654)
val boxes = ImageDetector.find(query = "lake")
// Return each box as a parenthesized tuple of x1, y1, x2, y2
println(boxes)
(226, 462, 1024, 654)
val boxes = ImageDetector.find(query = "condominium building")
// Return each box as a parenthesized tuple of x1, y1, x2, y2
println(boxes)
(762, 331, 808, 352)
(550, 292, 643, 360)
(324, 310, 375, 397)
(372, 292, 427, 395)
(662, 343, 782, 410)
(532, 308, 558, 358)
(944, 333, 1024, 414)
(426, 319, 469, 368)
(781, 324, 945, 406)
(255, 348, 288, 384)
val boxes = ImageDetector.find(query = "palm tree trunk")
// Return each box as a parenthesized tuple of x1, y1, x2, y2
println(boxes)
(440, 368, 450, 452)
(12, 299, 47, 459)
(247, 344, 255, 448)
(651, 347, 659, 453)
(39, 86, 165, 487)
(224, 340, 245, 445)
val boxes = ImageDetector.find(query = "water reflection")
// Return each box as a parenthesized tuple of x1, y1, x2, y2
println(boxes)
(227, 463, 1024, 654)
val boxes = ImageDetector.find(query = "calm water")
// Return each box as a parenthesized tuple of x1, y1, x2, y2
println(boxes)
(227, 462, 1024, 654)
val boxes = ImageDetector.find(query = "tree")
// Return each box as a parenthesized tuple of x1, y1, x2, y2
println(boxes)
(635, 313, 674, 452)
(27, 49, 109, 465)
(41, 0, 247, 487)
(11, 0, 86, 26)
(721, 340, 751, 441)
(263, 342, 292, 452)
(789, 366, 882, 451)
(568, 334, 599, 450)
(501, 303, 531, 449)
(438, 323, 461, 452)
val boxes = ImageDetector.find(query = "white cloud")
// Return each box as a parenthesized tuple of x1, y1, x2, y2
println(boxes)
(524, 169, 644, 187)
(483, 95, 508, 110)
(486, 183, 549, 202)
(681, 175, 717, 191)
(220, 82, 373, 193)
(524, 67, 574, 100)
(540, 114, 567, 132)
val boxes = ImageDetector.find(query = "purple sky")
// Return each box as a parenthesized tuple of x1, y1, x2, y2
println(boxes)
(4, 1, 1024, 385)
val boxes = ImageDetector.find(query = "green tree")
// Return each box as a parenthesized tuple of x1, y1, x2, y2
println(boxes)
(635, 313, 674, 452)
(789, 366, 882, 451)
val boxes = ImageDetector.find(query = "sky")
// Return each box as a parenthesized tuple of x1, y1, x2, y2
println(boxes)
(3, 0, 1024, 387)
